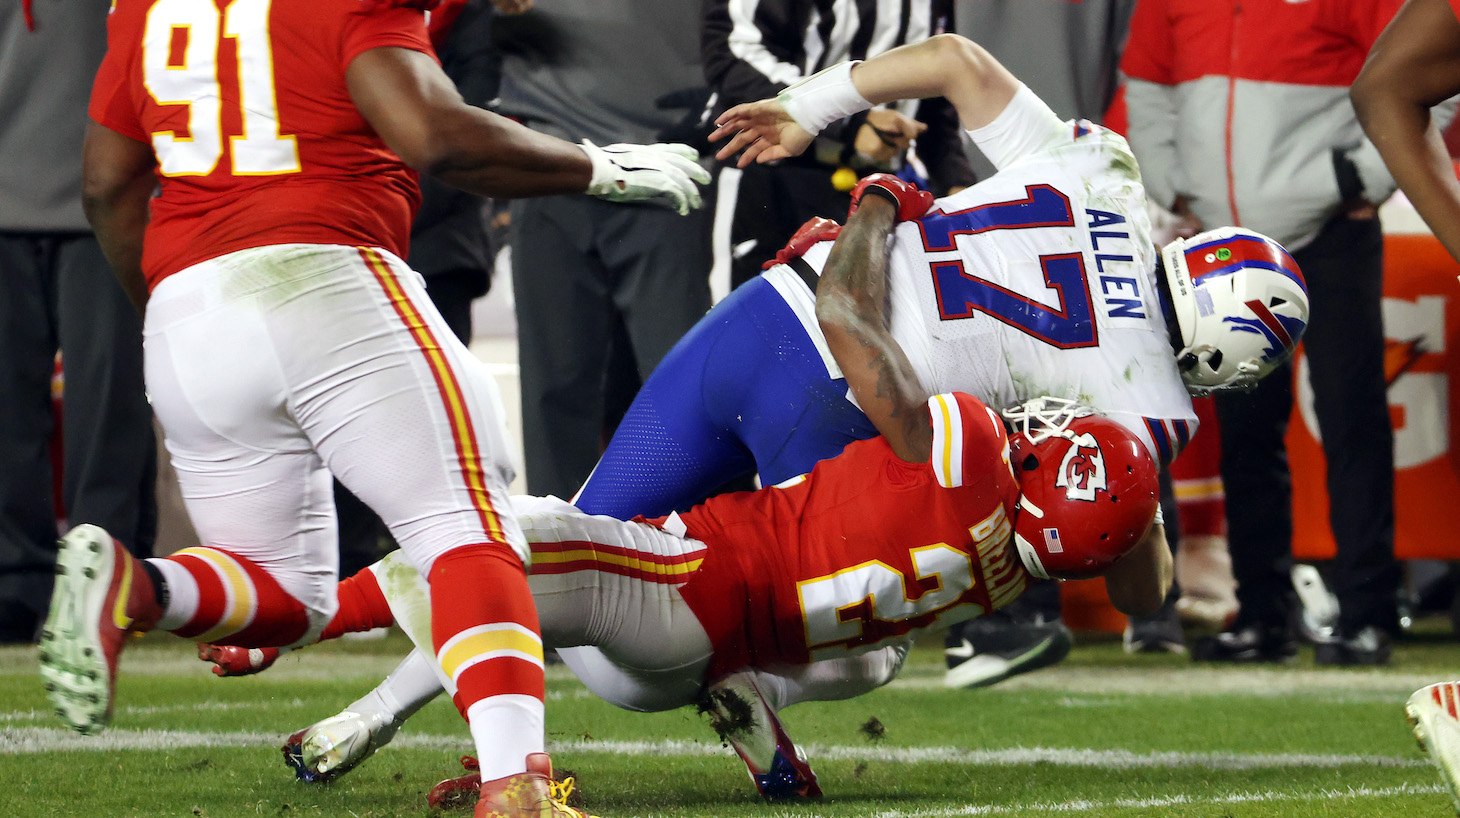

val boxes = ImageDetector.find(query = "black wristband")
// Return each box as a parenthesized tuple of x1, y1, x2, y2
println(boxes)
(859, 183, 901, 210)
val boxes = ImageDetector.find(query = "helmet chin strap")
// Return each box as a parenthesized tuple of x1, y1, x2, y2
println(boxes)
(1152, 256, 1185, 356)
(1012, 532, 1051, 580)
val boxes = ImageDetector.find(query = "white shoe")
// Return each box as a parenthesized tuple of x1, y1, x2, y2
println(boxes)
(702, 672, 821, 800)
(1406, 682, 1460, 815)
(282, 709, 399, 782)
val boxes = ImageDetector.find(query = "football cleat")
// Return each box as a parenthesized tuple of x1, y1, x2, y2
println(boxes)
(428, 756, 482, 810)
(38, 524, 161, 735)
(944, 610, 1072, 688)
(1122, 599, 1186, 655)
(282, 708, 400, 782)
(1191, 624, 1298, 664)
(475, 753, 599, 818)
(198, 642, 284, 676)
(1407, 682, 1460, 815)
(701, 672, 822, 800)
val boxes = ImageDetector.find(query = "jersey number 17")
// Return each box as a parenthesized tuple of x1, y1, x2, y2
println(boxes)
(918, 185, 1099, 350)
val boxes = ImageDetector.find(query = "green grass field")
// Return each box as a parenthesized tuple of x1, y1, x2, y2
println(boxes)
(3, 626, 1458, 818)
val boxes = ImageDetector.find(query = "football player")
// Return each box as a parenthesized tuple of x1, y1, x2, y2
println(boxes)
(573, 32, 1308, 684)
(1352, 0, 1460, 805)
(203, 180, 1162, 802)
(41, 1, 706, 817)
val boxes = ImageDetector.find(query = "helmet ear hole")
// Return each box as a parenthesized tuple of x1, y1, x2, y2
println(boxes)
(1207, 349, 1224, 371)
(1021, 453, 1039, 471)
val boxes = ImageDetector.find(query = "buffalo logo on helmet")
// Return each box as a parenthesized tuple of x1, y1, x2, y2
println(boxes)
(1054, 431, 1106, 502)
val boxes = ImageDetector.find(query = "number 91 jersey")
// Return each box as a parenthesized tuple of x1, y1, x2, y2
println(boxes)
(90, 0, 434, 289)
(879, 86, 1196, 466)
(673, 392, 1027, 680)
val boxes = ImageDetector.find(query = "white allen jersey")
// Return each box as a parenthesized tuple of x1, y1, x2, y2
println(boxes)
(803, 85, 1196, 465)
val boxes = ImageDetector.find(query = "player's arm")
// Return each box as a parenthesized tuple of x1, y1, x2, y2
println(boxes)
(347, 47, 708, 213)
(1102, 523, 1173, 617)
(1352, 0, 1460, 263)
(815, 189, 932, 464)
(712, 33, 1019, 167)
(81, 121, 157, 315)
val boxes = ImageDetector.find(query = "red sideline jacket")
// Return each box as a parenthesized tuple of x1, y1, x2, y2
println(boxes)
(1119, 0, 1405, 250)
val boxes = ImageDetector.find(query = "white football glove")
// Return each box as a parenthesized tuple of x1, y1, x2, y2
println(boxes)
(580, 140, 711, 215)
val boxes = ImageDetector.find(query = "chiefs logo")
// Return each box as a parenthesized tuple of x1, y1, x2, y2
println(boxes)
(1055, 432, 1107, 502)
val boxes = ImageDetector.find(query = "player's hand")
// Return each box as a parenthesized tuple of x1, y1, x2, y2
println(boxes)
(854, 109, 926, 165)
(849, 173, 933, 222)
(764, 216, 842, 270)
(581, 141, 711, 216)
(198, 642, 282, 677)
(711, 100, 815, 168)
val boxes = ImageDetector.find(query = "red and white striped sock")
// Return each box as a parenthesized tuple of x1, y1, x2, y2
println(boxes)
(147, 547, 309, 647)
(429, 543, 544, 780)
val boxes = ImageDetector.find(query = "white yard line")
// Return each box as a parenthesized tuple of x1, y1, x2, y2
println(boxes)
(0, 727, 1428, 771)
(889, 666, 1460, 697)
(868, 783, 1447, 817)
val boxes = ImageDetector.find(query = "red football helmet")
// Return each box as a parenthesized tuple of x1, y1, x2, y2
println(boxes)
(1003, 398, 1159, 580)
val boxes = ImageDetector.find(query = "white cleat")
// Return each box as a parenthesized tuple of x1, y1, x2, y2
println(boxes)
(702, 672, 821, 800)
(1406, 682, 1460, 815)
(282, 709, 399, 782)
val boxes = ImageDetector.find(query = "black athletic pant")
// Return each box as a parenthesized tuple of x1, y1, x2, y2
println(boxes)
(1216, 214, 1399, 636)
(0, 231, 156, 642)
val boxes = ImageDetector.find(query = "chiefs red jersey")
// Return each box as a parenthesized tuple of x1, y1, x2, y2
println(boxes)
(673, 392, 1028, 678)
(90, 0, 433, 288)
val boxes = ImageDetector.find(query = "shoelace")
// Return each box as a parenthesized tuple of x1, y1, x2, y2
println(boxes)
(548, 776, 576, 806)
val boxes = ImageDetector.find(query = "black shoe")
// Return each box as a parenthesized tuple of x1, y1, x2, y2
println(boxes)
(1314, 626, 1392, 666)
(943, 610, 1073, 688)
(1123, 599, 1186, 654)
(1191, 624, 1297, 663)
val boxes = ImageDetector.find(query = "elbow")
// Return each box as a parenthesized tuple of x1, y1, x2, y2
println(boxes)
(814, 287, 859, 336)
(80, 176, 122, 228)
(1349, 72, 1380, 130)
(925, 33, 999, 88)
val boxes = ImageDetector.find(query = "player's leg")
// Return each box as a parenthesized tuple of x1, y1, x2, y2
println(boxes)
(283, 648, 444, 782)
(571, 279, 760, 518)
(700, 644, 908, 801)
(41, 253, 340, 734)
(575, 272, 874, 518)
(285, 246, 547, 788)
(725, 269, 878, 485)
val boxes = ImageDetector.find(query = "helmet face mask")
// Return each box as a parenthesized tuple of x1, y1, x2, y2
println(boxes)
(1003, 398, 1159, 581)
(1160, 227, 1309, 396)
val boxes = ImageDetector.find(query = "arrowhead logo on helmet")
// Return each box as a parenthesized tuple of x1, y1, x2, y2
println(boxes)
(1002, 398, 1159, 581)
(1055, 432, 1106, 502)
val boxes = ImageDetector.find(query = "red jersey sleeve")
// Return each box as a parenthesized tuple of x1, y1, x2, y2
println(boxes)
(340, 6, 435, 70)
(926, 392, 1010, 490)
(88, 1, 147, 142)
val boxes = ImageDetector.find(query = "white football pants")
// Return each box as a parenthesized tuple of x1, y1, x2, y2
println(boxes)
(145, 244, 526, 641)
